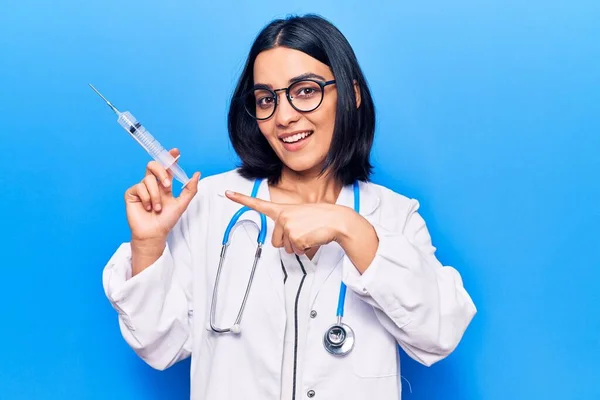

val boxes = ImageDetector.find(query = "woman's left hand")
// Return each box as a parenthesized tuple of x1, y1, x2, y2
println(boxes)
(225, 190, 355, 255)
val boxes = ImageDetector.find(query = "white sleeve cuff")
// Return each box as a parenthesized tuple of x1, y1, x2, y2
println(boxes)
(102, 242, 174, 330)
(341, 224, 430, 327)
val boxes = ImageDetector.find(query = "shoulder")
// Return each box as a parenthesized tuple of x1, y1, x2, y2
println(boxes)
(362, 181, 421, 232)
(364, 181, 419, 214)
(191, 167, 267, 204)
(184, 168, 253, 216)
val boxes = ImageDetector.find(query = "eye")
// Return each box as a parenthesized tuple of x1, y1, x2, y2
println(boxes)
(297, 87, 316, 97)
(256, 96, 275, 109)
(253, 88, 276, 109)
(294, 85, 321, 99)
(291, 80, 323, 100)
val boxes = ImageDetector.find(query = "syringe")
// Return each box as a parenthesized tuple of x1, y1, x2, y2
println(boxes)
(89, 84, 191, 187)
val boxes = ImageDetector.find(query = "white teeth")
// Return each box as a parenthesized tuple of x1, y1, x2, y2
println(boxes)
(282, 131, 311, 143)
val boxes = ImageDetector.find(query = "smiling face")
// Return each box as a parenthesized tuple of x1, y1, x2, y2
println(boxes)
(251, 47, 338, 176)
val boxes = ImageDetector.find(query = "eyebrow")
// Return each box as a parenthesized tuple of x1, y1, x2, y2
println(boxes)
(288, 72, 327, 83)
(253, 72, 328, 89)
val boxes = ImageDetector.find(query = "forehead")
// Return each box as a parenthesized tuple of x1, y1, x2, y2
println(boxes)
(253, 47, 332, 85)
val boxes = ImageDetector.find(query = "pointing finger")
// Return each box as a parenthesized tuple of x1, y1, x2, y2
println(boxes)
(225, 190, 281, 220)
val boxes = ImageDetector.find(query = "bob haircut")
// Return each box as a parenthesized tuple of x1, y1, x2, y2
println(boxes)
(228, 14, 376, 186)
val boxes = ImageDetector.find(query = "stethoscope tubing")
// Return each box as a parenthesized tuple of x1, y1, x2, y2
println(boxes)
(209, 178, 360, 356)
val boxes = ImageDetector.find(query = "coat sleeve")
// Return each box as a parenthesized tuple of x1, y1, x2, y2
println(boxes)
(341, 196, 477, 367)
(101, 178, 208, 371)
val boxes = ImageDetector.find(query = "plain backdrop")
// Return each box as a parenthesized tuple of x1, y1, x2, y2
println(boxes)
(1, 1, 599, 399)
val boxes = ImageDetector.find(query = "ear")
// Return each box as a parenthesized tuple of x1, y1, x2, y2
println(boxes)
(353, 79, 362, 109)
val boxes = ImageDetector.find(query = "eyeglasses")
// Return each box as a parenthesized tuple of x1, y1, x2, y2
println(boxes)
(244, 79, 336, 120)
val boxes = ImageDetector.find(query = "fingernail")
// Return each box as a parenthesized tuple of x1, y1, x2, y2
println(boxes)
(155, 203, 162, 212)
(146, 205, 152, 211)
(225, 190, 234, 196)
(163, 179, 171, 187)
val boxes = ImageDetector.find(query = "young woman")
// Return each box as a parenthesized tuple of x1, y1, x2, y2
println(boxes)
(102, 14, 476, 400)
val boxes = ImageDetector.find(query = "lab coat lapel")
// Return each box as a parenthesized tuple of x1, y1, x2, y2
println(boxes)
(307, 181, 381, 307)
(239, 180, 286, 310)
(220, 178, 381, 317)
(305, 184, 351, 306)
(216, 178, 286, 320)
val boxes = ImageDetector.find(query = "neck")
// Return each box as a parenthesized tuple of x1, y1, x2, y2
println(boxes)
(273, 165, 342, 204)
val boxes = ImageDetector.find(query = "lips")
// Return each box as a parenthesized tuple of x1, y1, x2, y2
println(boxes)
(280, 131, 313, 143)
(278, 130, 314, 152)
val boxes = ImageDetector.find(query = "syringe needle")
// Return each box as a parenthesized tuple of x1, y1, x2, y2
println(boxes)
(89, 84, 120, 114)
(90, 84, 192, 187)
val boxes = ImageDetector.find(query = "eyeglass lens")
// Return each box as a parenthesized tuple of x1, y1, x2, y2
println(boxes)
(247, 80, 325, 119)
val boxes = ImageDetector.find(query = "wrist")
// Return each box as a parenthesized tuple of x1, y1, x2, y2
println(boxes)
(131, 238, 166, 275)
(131, 236, 166, 254)
(334, 206, 379, 274)
(334, 206, 358, 247)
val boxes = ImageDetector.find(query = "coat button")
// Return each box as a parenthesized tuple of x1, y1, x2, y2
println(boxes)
(310, 310, 317, 318)
(307, 390, 315, 398)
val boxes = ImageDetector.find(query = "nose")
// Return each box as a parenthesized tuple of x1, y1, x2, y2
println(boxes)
(273, 91, 301, 127)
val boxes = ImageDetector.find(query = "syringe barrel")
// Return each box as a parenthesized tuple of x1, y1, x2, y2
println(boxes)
(117, 111, 189, 185)
(117, 111, 166, 158)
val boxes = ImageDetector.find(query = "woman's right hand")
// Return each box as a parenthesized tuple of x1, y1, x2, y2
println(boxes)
(124, 148, 200, 273)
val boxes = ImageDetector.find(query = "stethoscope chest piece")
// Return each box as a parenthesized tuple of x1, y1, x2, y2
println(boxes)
(323, 322, 355, 356)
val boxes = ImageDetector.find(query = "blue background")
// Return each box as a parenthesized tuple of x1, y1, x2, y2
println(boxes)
(1, 1, 598, 399)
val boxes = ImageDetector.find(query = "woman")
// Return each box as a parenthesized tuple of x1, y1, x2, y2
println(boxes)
(102, 14, 476, 400)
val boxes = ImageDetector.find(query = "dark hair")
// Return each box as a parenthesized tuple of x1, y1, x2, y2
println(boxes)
(227, 14, 376, 186)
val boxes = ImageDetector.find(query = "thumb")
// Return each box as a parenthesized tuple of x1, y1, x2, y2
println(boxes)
(176, 171, 201, 211)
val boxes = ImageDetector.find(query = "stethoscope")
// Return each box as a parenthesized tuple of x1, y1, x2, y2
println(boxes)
(208, 178, 359, 357)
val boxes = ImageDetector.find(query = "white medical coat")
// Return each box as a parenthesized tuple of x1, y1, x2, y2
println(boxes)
(102, 169, 476, 400)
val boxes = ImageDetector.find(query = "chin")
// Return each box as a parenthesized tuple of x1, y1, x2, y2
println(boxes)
(281, 156, 326, 175)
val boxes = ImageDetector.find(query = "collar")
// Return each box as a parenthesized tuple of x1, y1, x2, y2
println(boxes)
(336, 180, 380, 217)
